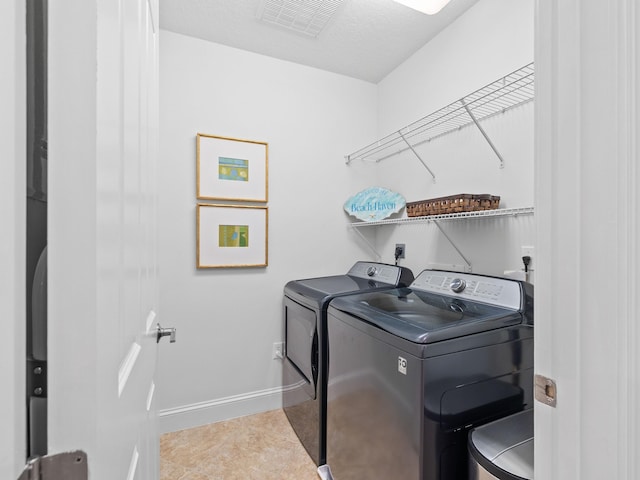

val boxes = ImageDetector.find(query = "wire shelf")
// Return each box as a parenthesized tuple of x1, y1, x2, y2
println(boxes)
(348, 206, 534, 228)
(346, 63, 534, 164)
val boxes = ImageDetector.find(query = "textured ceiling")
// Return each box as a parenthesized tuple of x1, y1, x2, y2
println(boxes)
(159, 0, 481, 83)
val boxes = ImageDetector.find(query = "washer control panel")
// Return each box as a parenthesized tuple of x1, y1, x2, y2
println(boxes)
(411, 270, 523, 310)
(348, 262, 405, 284)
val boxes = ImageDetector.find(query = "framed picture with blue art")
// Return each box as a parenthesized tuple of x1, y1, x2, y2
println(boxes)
(196, 133, 268, 202)
(197, 204, 268, 268)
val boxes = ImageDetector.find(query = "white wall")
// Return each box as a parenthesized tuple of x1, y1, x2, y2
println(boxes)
(0, 0, 26, 476)
(371, 0, 535, 277)
(157, 31, 378, 432)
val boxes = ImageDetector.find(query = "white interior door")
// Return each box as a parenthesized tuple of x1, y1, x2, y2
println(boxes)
(47, 0, 161, 478)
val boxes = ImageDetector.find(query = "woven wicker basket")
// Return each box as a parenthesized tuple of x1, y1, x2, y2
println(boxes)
(406, 194, 500, 217)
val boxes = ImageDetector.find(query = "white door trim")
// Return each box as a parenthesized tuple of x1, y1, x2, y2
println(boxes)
(534, 1, 639, 478)
(0, 0, 26, 477)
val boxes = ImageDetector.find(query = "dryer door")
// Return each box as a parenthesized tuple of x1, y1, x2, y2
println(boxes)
(284, 297, 318, 398)
(283, 296, 322, 465)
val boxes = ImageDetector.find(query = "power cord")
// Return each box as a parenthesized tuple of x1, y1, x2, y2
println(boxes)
(522, 255, 531, 282)
(394, 246, 404, 266)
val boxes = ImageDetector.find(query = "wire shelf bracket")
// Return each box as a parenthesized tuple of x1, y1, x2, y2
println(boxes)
(432, 219, 472, 270)
(349, 227, 382, 261)
(461, 99, 505, 168)
(399, 132, 436, 182)
(345, 63, 534, 169)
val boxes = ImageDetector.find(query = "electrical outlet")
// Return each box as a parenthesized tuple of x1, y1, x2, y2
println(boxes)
(521, 246, 534, 268)
(272, 342, 284, 360)
(395, 243, 406, 259)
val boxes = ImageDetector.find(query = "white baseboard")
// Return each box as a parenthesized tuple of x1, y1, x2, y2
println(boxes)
(158, 386, 284, 434)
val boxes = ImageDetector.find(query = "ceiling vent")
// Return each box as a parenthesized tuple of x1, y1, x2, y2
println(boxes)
(257, 0, 345, 38)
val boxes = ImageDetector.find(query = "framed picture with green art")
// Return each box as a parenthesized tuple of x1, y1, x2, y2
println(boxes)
(196, 204, 268, 268)
(196, 133, 268, 202)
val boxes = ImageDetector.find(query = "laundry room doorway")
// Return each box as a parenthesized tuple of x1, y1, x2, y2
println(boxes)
(2, 0, 164, 478)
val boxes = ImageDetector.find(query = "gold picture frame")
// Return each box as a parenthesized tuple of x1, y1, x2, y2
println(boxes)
(196, 133, 268, 202)
(196, 204, 268, 268)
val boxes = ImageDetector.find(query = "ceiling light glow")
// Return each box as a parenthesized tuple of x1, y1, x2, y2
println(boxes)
(392, 0, 452, 15)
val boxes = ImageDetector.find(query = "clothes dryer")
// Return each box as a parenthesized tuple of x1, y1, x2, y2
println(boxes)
(283, 262, 414, 466)
(324, 269, 534, 480)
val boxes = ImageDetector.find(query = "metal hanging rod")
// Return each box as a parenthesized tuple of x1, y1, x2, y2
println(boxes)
(345, 63, 534, 165)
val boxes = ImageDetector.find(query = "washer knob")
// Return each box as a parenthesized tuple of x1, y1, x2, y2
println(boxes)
(450, 278, 466, 293)
(366, 266, 377, 277)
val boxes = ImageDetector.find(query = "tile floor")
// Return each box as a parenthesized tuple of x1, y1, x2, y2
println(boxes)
(160, 409, 319, 480)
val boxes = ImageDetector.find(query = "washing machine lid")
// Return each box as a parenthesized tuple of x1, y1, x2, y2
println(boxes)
(329, 287, 523, 344)
(295, 274, 384, 295)
(284, 262, 414, 304)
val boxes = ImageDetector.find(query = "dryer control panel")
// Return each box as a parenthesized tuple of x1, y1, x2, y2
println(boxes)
(347, 261, 411, 285)
(411, 270, 523, 310)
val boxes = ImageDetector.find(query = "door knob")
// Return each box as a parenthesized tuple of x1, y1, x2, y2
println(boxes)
(156, 323, 176, 344)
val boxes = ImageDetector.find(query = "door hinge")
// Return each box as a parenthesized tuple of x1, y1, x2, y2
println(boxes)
(27, 359, 47, 398)
(18, 451, 87, 480)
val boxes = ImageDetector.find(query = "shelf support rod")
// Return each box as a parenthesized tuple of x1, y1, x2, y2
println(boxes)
(398, 132, 436, 182)
(432, 220, 472, 270)
(461, 99, 505, 169)
(349, 226, 381, 261)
